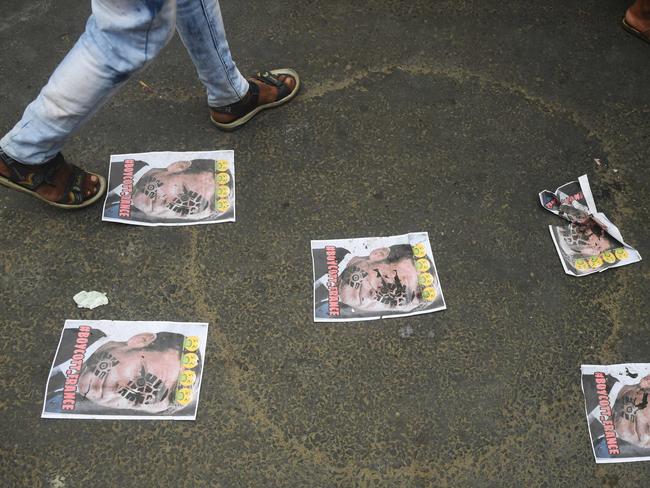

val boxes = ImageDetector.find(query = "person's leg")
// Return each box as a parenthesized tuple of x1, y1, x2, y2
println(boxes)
(175, 0, 248, 107)
(0, 0, 177, 207)
(175, 0, 300, 131)
(624, 0, 650, 41)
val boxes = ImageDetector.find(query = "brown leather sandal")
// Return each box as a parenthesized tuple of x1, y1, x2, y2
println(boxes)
(0, 151, 106, 209)
(210, 68, 300, 131)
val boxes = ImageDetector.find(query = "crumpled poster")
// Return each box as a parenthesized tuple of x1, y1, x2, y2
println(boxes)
(539, 175, 641, 276)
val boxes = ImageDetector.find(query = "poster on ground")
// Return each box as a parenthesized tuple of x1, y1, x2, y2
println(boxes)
(539, 175, 641, 276)
(102, 150, 235, 226)
(311, 232, 446, 322)
(42, 320, 208, 420)
(581, 364, 650, 463)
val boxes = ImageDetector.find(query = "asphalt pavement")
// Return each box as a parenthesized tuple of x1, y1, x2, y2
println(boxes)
(0, 1, 649, 486)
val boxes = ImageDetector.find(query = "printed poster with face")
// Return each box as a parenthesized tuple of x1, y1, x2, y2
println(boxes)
(581, 364, 650, 463)
(311, 232, 446, 322)
(102, 150, 235, 226)
(539, 174, 641, 276)
(42, 320, 208, 420)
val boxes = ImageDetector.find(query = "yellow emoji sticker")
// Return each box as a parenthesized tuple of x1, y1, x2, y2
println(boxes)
(182, 353, 199, 369)
(175, 388, 193, 405)
(216, 159, 229, 172)
(216, 199, 230, 213)
(601, 251, 616, 264)
(183, 336, 200, 352)
(614, 248, 629, 260)
(415, 258, 430, 273)
(421, 287, 437, 302)
(411, 243, 426, 258)
(216, 172, 230, 185)
(574, 259, 589, 271)
(217, 185, 231, 198)
(417, 273, 434, 287)
(588, 256, 603, 269)
(179, 370, 197, 387)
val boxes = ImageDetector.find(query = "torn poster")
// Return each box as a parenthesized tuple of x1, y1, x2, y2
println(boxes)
(581, 364, 650, 463)
(42, 320, 208, 420)
(539, 175, 641, 276)
(311, 232, 446, 322)
(102, 150, 235, 226)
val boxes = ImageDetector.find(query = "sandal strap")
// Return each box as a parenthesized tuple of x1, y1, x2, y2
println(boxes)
(1, 151, 92, 205)
(57, 163, 87, 205)
(253, 71, 284, 87)
(209, 70, 294, 121)
(0, 151, 62, 191)
(212, 82, 260, 118)
(252, 71, 291, 100)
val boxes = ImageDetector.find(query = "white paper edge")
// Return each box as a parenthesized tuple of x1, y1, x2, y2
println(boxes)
(548, 225, 579, 276)
(578, 174, 598, 214)
(41, 413, 197, 421)
(101, 216, 236, 227)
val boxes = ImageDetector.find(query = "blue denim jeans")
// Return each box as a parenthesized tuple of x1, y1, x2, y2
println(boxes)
(1, 0, 248, 164)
